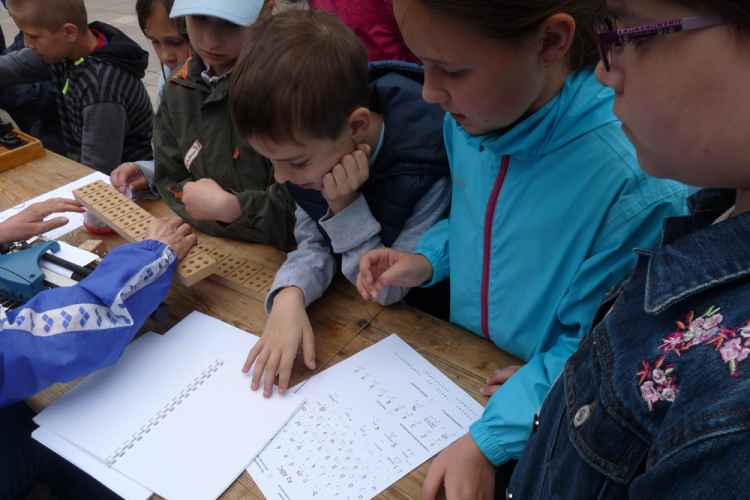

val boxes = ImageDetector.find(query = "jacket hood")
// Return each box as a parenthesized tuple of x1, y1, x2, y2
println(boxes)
(86, 21, 149, 79)
(461, 67, 619, 162)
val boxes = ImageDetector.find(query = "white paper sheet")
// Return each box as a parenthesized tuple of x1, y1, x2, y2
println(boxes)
(34, 331, 305, 500)
(249, 334, 485, 500)
(41, 241, 98, 278)
(31, 427, 153, 500)
(0, 172, 110, 239)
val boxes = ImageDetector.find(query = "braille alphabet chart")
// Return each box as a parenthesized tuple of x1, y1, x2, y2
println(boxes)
(249, 334, 484, 500)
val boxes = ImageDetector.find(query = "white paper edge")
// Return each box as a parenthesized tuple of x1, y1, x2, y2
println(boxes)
(32, 427, 153, 500)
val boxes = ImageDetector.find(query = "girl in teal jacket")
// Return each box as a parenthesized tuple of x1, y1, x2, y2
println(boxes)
(357, 0, 688, 497)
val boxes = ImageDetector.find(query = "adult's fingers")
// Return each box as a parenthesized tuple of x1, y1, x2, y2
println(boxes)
(35, 217, 69, 234)
(167, 216, 184, 230)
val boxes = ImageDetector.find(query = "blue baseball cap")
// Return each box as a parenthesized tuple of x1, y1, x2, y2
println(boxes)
(170, 0, 265, 27)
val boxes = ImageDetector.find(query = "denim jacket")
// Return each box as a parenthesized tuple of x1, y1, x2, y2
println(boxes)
(509, 189, 750, 499)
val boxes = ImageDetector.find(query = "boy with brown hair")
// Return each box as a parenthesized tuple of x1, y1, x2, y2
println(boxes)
(150, 0, 296, 249)
(230, 9, 451, 397)
(0, 0, 154, 174)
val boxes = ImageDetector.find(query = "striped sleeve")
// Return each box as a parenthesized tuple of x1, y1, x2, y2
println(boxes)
(0, 240, 177, 408)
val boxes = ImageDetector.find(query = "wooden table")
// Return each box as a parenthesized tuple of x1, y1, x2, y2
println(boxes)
(8, 151, 521, 500)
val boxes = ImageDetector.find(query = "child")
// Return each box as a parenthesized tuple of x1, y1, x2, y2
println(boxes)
(0, 0, 154, 174)
(229, 9, 451, 397)
(151, 0, 297, 250)
(356, 0, 688, 497)
(509, 1, 750, 497)
(110, 0, 190, 195)
(1, 214, 195, 499)
(308, 0, 420, 63)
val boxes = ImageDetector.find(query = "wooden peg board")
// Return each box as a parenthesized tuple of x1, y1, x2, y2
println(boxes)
(208, 253, 277, 301)
(72, 181, 219, 287)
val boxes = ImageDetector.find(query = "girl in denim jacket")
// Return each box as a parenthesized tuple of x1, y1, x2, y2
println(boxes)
(357, 0, 687, 497)
(508, 1, 750, 499)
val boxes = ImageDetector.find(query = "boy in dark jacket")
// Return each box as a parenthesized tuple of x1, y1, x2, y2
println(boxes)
(230, 10, 451, 397)
(0, 0, 153, 173)
(151, 0, 296, 250)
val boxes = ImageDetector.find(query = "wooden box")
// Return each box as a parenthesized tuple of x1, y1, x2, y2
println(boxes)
(0, 130, 46, 172)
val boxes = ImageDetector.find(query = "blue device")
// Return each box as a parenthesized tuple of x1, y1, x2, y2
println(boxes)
(0, 241, 60, 303)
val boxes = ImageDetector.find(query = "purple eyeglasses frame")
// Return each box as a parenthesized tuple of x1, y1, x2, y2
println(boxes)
(594, 14, 727, 71)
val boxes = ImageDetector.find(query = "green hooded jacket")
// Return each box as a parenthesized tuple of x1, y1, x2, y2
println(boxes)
(153, 50, 296, 251)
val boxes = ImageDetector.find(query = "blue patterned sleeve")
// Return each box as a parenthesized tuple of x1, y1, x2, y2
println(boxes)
(0, 240, 178, 408)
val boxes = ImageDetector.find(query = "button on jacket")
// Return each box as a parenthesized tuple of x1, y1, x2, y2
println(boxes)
(509, 189, 750, 499)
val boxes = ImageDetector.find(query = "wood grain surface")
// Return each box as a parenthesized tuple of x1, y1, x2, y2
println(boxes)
(12, 151, 520, 500)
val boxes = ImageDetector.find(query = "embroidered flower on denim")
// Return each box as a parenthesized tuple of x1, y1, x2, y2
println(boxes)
(636, 355, 677, 412)
(659, 307, 722, 355)
(719, 337, 750, 377)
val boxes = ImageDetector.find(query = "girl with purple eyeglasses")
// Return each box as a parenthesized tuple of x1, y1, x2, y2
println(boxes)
(507, 1, 750, 498)
(355, 0, 688, 498)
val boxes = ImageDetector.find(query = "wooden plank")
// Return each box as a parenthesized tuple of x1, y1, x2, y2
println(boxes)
(73, 180, 219, 286)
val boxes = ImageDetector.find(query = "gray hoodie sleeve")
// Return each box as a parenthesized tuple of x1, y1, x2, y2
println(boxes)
(80, 102, 129, 174)
(319, 177, 451, 306)
(0, 48, 52, 84)
(264, 206, 337, 314)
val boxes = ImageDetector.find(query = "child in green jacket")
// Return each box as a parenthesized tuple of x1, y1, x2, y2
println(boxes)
(152, 0, 296, 250)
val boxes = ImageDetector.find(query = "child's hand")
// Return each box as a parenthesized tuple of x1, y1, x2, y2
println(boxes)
(242, 287, 316, 397)
(357, 249, 434, 301)
(111, 163, 149, 193)
(182, 179, 243, 223)
(422, 432, 495, 500)
(321, 144, 371, 215)
(0, 198, 85, 244)
(480, 364, 524, 397)
(144, 216, 197, 260)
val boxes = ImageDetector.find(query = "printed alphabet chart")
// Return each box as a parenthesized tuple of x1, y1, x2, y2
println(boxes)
(249, 334, 484, 500)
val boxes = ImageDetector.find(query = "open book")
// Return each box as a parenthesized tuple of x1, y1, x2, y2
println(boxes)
(32, 312, 305, 500)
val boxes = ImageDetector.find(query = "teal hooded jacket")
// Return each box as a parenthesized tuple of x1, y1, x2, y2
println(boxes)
(414, 68, 687, 466)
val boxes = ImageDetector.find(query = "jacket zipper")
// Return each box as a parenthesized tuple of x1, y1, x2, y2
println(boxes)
(480, 155, 510, 340)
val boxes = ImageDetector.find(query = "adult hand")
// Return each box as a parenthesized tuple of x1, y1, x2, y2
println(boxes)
(422, 433, 495, 500)
(182, 179, 243, 223)
(243, 287, 316, 397)
(0, 198, 85, 244)
(481, 364, 524, 397)
(357, 249, 433, 301)
(111, 163, 149, 193)
(321, 144, 371, 215)
(144, 216, 197, 260)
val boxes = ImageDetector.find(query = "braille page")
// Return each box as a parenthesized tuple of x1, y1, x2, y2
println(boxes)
(33, 331, 305, 500)
(163, 310, 286, 387)
(249, 334, 485, 500)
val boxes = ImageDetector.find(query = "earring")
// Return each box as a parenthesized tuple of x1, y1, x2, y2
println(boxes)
(544, 63, 552, 70)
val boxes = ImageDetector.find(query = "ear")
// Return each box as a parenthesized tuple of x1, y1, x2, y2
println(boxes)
(263, 0, 275, 15)
(62, 22, 79, 42)
(346, 107, 371, 144)
(536, 13, 576, 69)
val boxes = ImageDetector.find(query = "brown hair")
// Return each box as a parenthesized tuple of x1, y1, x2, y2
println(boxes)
(404, 0, 603, 71)
(135, 0, 187, 38)
(230, 9, 370, 145)
(7, 0, 88, 32)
